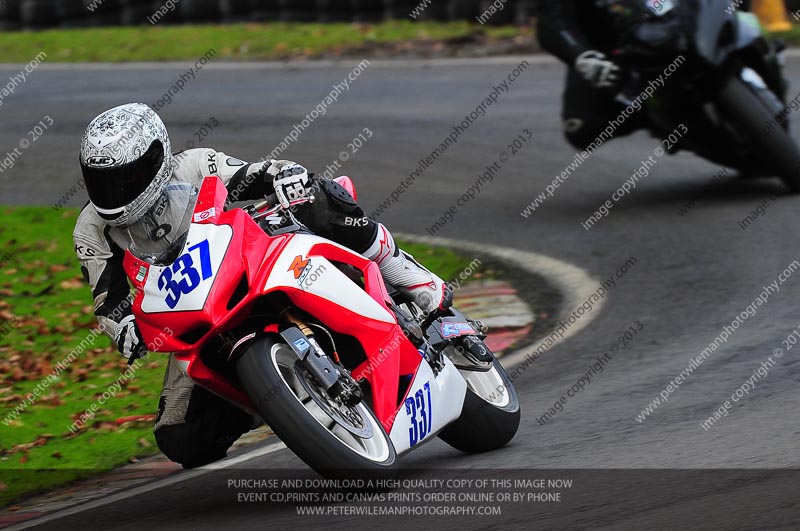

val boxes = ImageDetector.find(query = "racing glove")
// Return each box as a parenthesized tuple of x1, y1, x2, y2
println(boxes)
(271, 161, 312, 208)
(574, 50, 622, 90)
(114, 315, 147, 363)
(250, 160, 313, 208)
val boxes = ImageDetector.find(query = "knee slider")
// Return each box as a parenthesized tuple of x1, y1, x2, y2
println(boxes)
(320, 178, 359, 213)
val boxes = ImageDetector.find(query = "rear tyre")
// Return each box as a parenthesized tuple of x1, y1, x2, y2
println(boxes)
(236, 335, 398, 477)
(20, 0, 57, 29)
(438, 356, 520, 453)
(717, 74, 800, 193)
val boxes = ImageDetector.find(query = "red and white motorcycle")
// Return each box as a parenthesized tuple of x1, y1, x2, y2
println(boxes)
(122, 176, 520, 475)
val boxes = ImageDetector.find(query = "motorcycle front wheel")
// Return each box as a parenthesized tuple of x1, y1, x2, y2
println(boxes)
(717, 73, 800, 192)
(236, 334, 398, 477)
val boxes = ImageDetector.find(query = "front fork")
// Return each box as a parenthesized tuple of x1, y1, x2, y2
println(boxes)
(279, 308, 363, 407)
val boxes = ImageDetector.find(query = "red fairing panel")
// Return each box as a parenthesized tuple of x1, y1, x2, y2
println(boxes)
(122, 176, 421, 431)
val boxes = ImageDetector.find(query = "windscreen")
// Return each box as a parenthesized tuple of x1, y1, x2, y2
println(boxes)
(110, 182, 198, 266)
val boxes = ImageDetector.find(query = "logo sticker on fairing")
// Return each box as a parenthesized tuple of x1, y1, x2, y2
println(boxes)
(135, 265, 148, 282)
(441, 322, 476, 339)
(288, 255, 311, 281)
(193, 207, 216, 223)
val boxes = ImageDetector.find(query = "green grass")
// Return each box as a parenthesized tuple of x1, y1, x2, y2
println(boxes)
(772, 25, 800, 46)
(0, 206, 477, 507)
(0, 21, 524, 63)
(0, 206, 167, 508)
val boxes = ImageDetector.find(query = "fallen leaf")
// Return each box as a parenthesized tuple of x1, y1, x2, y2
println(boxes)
(0, 395, 24, 403)
(10, 367, 24, 381)
(59, 278, 84, 290)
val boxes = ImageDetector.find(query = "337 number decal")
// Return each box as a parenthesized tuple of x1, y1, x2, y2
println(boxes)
(404, 381, 432, 447)
(157, 240, 213, 309)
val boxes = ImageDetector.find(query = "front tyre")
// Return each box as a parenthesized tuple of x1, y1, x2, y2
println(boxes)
(438, 357, 521, 453)
(717, 74, 800, 192)
(236, 335, 398, 477)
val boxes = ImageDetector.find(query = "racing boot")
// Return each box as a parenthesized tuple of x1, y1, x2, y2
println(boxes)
(364, 224, 453, 314)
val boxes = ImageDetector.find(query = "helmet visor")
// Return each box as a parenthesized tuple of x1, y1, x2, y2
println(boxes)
(108, 182, 198, 266)
(81, 140, 165, 212)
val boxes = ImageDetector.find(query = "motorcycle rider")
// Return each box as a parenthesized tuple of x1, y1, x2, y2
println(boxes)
(537, 0, 751, 150)
(73, 103, 453, 468)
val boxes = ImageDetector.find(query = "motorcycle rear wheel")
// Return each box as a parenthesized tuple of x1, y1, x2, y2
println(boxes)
(438, 354, 521, 454)
(236, 334, 398, 477)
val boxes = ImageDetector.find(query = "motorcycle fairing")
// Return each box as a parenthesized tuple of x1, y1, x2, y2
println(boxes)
(388, 358, 466, 455)
(123, 176, 458, 434)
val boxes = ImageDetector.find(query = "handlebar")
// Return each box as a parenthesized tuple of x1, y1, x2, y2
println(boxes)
(248, 194, 315, 222)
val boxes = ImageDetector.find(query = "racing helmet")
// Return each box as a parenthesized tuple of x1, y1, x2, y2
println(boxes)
(79, 103, 173, 227)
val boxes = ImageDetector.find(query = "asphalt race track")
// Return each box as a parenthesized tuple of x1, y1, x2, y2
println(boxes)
(1, 56, 799, 529)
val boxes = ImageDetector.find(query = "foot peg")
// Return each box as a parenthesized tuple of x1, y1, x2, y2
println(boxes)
(449, 336, 493, 372)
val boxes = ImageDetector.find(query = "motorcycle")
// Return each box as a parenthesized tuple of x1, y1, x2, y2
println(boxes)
(613, 0, 800, 190)
(120, 176, 520, 475)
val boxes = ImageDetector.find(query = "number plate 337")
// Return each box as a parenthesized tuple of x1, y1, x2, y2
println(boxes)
(141, 224, 233, 313)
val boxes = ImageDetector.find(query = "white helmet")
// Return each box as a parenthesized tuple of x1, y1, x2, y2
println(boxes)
(79, 103, 173, 227)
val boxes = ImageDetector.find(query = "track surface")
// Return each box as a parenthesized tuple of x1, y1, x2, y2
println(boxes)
(2, 57, 799, 529)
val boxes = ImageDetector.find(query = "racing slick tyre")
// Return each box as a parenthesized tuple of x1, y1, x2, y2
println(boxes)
(219, 0, 250, 21)
(20, 0, 57, 28)
(180, 0, 219, 21)
(57, 0, 87, 27)
(717, 73, 800, 193)
(236, 335, 399, 478)
(0, 0, 21, 30)
(120, 1, 152, 25)
(447, 0, 480, 21)
(478, 0, 515, 24)
(438, 355, 520, 453)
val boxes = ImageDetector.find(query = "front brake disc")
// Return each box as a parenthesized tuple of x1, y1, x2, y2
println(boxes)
(294, 362, 373, 439)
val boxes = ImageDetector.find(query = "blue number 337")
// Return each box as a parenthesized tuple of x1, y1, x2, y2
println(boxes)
(157, 240, 213, 309)
(404, 381, 432, 448)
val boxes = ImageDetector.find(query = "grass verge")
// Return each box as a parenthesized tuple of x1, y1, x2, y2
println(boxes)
(0, 21, 523, 63)
(0, 205, 478, 507)
(773, 25, 800, 47)
(0, 20, 795, 64)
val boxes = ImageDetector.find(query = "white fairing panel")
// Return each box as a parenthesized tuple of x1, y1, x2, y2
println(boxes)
(389, 358, 467, 455)
(264, 234, 396, 324)
(141, 224, 233, 314)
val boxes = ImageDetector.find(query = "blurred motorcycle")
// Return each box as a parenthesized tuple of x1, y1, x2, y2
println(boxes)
(613, 0, 800, 190)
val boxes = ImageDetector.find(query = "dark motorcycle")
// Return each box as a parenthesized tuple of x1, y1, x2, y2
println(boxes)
(613, 0, 800, 191)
